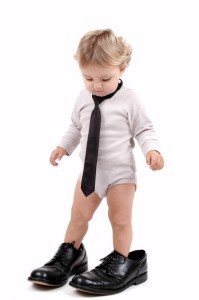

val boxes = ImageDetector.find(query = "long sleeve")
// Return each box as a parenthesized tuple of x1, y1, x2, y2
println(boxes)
(127, 93, 161, 157)
(58, 99, 82, 155)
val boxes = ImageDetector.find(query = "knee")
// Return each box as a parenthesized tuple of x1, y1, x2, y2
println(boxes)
(108, 210, 131, 230)
(71, 207, 94, 225)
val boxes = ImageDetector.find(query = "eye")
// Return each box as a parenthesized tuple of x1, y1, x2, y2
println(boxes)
(85, 78, 93, 81)
(102, 78, 110, 82)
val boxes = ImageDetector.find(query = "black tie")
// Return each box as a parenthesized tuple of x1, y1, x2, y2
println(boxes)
(81, 80, 123, 197)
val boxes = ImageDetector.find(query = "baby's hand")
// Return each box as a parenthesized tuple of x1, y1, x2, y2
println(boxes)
(146, 150, 164, 171)
(50, 147, 67, 166)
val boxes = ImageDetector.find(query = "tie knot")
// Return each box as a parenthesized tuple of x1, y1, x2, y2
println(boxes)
(92, 96, 100, 106)
(92, 79, 123, 107)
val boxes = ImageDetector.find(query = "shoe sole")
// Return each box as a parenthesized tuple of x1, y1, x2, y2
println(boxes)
(28, 262, 88, 287)
(69, 272, 148, 294)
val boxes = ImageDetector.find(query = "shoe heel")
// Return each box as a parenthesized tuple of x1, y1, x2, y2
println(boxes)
(134, 272, 148, 285)
(72, 262, 88, 276)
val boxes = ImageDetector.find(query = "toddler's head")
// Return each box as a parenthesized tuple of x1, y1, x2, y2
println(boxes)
(74, 29, 132, 69)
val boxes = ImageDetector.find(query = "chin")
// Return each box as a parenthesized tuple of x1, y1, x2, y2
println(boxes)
(93, 92, 103, 96)
(94, 91, 110, 97)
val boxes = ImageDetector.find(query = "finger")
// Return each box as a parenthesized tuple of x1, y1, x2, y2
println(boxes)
(157, 158, 164, 170)
(150, 158, 157, 169)
(50, 158, 58, 166)
(151, 158, 164, 170)
(51, 160, 58, 166)
(57, 152, 63, 161)
(50, 152, 59, 166)
(151, 165, 159, 171)
(150, 157, 160, 170)
(146, 154, 151, 165)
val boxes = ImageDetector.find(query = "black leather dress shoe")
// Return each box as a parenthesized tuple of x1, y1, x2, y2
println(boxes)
(69, 249, 147, 294)
(28, 242, 88, 286)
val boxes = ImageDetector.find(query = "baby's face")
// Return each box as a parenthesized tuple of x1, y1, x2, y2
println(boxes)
(80, 64, 125, 97)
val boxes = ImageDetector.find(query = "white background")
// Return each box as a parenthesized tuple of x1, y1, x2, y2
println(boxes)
(0, 0, 199, 299)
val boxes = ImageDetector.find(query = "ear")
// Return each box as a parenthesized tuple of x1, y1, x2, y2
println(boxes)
(120, 64, 127, 75)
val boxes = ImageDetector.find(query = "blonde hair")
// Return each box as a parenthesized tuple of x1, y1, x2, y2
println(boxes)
(74, 29, 132, 69)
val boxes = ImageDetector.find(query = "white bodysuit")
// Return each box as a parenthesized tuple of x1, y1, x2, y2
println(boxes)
(59, 85, 160, 198)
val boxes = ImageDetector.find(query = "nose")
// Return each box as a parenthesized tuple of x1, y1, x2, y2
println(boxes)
(93, 82, 103, 91)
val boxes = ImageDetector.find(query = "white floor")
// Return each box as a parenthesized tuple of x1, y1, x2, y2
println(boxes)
(1, 0, 199, 299)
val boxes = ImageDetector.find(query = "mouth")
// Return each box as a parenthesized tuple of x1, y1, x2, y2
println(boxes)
(93, 91, 104, 96)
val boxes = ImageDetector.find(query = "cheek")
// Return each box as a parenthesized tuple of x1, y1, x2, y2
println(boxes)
(84, 81, 92, 91)
(106, 80, 119, 92)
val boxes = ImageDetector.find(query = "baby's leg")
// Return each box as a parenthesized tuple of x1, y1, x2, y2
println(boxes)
(64, 180, 102, 249)
(69, 184, 148, 295)
(106, 184, 135, 257)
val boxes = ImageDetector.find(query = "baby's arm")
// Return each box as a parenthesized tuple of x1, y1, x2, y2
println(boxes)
(50, 96, 82, 166)
(128, 92, 164, 170)
(58, 98, 82, 156)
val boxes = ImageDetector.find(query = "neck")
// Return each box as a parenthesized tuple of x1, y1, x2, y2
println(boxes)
(92, 79, 123, 103)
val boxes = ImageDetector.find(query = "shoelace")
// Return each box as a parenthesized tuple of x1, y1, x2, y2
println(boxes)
(96, 252, 126, 270)
(50, 242, 75, 263)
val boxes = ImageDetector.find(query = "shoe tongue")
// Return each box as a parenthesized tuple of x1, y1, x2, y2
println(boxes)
(61, 241, 75, 249)
(113, 250, 126, 259)
(55, 242, 75, 257)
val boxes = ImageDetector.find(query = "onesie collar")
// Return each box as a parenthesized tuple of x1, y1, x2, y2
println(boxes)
(92, 79, 123, 104)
